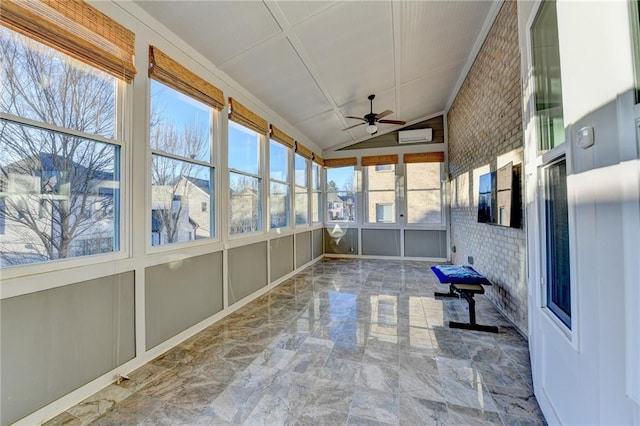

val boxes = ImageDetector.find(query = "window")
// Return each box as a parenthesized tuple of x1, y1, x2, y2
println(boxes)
(531, 0, 565, 151)
(229, 121, 262, 234)
(269, 140, 290, 229)
(375, 203, 393, 223)
(406, 162, 443, 224)
(311, 162, 322, 222)
(1, 27, 121, 267)
(326, 166, 356, 222)
(543, 158, 571, 328)
(150, 80, 214, 246)
(375, 164, 393, 172)
(365, 164, 396, 224)
(295, 154, 309, 225)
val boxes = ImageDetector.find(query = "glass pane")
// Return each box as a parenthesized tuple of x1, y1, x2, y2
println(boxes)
(0, 120, 119, 266)
(229, 172, 262, 234)
(326, 166, 354, 192)
(312, 191, 321, 222)
(0, 27, 116, 139)
(270, 182, 290, 229)
(367, 165, 395, 190)
(295, 154, 308, 187)
(295, 187, 308, 225)
(229, 121, 260, 175)
(367, 190, 396, 224)
(407, 190, 442, 224)
(326, 191, 356, 222)
(545, 159, 571, 327)
(406, 163, 440, 190)
(532, 1, 565, 151)
(150, 80, 212, 162)
(312, 163, 321, 191)
(151, 155, 212, 245)
(270, 141, 288, 182)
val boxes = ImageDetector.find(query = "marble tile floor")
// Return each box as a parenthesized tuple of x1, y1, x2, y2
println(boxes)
(46, 259, 546, 426)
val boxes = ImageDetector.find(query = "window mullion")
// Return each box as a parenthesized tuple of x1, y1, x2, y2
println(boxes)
(0, 112, 121, 146)
(151, 149, 213, 168)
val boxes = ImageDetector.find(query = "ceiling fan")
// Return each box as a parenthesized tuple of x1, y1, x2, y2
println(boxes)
(342, 94, 406, 135)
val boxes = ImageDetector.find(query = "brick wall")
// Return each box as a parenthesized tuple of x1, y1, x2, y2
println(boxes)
(446, 1, 528, 334)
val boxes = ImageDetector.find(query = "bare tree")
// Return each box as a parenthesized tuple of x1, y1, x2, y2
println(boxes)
(149, 96, 209, 245)
(0, 29, 117, 265)
(229, 174, 261, 234)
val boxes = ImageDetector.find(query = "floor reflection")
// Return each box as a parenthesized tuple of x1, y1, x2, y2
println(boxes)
(46, 258, 546, 426)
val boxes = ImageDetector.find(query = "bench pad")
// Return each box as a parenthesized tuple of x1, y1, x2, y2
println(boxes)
(431, 265, 491, 285)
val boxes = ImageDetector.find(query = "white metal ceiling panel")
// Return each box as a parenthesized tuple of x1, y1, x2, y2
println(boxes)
(135, 1, 282, 66)
(296, 111, 353, 148)
(220, 37, 331, 125)
(275, 1, 337, 26)
(397, 67, 462, 120)
(293, 1, 395, 107)
(130, 0, 498, 151)
(400, 1, 492, 84)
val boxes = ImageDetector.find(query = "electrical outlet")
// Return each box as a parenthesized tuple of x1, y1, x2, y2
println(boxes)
(467, 256, 474, 265)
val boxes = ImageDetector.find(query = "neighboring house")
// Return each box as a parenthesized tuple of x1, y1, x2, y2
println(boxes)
(326, 192, 354, 221)
(150, 175, 213, 245)
(0, 152, 116, 266)
(181, 176, 212, 239)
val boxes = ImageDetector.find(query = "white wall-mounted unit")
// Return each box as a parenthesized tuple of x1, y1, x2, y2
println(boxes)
(398, 128, 433, 144)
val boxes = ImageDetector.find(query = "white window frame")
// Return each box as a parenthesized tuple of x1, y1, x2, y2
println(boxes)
(268, 139, 292, 231)
(403, 162, 445, 228)
(147, 80, 218, 251)
(525, 0, 578, 345)
(325, 165, 358, 224)
(311, 162, 322, 224)
(294, 153, 310, 227)
(364, 164, 397, 226)
(227, 121, 264, 239)
(0, 30, 130, 280)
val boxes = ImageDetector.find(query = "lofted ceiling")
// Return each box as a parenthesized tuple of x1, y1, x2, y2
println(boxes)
(133, 1, 497, 152)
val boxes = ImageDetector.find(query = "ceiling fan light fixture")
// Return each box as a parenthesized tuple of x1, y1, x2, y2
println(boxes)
(366, 124, 377, 134)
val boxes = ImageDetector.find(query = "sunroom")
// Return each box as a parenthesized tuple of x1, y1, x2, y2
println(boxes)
(1, 1, 639, 425)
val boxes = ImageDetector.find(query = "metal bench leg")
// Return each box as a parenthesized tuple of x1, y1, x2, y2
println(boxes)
(449, 291, 499, 333)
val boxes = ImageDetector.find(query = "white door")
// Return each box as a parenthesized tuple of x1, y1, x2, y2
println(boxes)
(523, 1, 640, 423)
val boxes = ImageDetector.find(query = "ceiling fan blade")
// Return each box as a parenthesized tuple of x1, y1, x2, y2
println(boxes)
(345, 116, 366, 122)
(342, 122, 366, 131)
(376, 110, 393, 119)
(378, 119, 406, 125)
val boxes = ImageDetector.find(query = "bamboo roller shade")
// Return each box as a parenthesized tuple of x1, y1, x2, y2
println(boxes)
(0, 0, 136, 82)
(403, 152, 445, 163)
(149, 47, 224, 111)
(270, 124, 294, 148)
(324, 157, 357, 168)
(361, 154, 399, 167)
(228, 98, 269, 135)
(312, 153, 324, 166)
(295, 142, 312, 159)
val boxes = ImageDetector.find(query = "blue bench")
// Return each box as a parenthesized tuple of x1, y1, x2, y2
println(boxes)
(431, 265, 499, 333)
